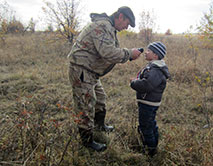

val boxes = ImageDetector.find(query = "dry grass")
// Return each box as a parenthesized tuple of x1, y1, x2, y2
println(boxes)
(0, 32, 212, 166)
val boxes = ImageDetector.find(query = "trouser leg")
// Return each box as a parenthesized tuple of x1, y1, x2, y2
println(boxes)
(153, 120, 159, 147)
(69, 65, 106, 151)
(138, 103, 158, 157)
(94, 80, 114, 132)
(94, 79, 106, 127)
(69, 64, 101, 130)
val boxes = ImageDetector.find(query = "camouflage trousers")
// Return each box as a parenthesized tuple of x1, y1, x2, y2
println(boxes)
(69, 64, 106, 130)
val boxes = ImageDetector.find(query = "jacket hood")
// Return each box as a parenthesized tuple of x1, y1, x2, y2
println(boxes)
(90, 13, 113, 25)
(151, 60, 170, 79)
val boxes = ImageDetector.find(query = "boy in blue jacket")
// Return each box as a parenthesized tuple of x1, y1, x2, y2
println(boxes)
(130, 41, 170, 157)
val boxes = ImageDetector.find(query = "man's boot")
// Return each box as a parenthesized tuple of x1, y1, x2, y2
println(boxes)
(79, 128, 107, 152)
(94, 109, 114, 132)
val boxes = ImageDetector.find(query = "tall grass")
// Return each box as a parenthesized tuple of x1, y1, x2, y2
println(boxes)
(0, 32, 212, 166)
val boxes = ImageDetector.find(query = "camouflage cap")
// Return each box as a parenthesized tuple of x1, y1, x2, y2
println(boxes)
(118, 6, 135, 27)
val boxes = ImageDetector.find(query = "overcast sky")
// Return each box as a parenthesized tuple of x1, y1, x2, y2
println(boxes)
(4, 0, 212, 34)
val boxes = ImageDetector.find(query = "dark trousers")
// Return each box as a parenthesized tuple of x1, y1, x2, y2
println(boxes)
(138, 103, 159, 148)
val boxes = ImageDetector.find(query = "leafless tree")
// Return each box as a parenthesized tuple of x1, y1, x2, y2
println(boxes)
(0, 1, 15, 44)
(197, 1, 213, 44)
(0, 1, 15, 22)
(42, 0, 82, 44)
(138, 9, 157, 45)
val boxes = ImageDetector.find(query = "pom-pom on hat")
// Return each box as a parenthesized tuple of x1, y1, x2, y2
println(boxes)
(148, 42, 166, 59)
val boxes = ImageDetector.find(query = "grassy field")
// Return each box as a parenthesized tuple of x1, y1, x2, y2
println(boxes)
(0, 32, 212, 166)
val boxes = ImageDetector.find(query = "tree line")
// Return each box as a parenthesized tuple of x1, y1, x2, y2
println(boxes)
(0, 0, 212, 45)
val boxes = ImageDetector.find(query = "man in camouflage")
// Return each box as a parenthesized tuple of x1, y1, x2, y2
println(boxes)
(68, 6, 141, 152)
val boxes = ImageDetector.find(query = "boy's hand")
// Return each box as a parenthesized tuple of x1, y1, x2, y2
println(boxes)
(130, 77, 136, 83)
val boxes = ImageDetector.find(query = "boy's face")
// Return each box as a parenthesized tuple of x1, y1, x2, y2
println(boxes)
(144, 49, 158, 61)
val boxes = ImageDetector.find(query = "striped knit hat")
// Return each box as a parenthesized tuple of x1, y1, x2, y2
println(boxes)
(148, 41, 166, 60)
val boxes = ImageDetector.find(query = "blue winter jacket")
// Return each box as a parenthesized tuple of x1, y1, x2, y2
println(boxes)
(130, 60, 170, 106)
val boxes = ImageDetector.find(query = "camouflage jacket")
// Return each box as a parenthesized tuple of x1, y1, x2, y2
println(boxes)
(67, 13, 133, 77)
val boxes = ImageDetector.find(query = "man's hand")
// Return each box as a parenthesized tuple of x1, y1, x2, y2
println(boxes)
(129, 48, 143, 61)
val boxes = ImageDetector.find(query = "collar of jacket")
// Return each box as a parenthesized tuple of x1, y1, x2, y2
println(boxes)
(109, 15, 115, 27)
(149, 60, 166, 67)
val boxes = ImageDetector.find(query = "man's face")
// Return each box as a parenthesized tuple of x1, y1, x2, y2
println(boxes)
(115, 13, 130, 31)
